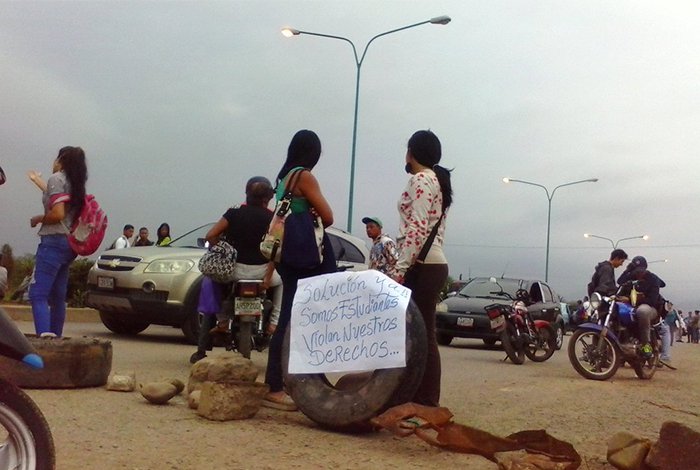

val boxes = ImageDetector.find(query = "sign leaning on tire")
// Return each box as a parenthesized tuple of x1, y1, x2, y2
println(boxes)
(283, 270, 427, 432)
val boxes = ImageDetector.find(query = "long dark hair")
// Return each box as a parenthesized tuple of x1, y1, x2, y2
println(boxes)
(276, 130, 322, 183)
(57, 146, 87, 215)
(407, 130, 453, 210)
(157, 223, 170, 244)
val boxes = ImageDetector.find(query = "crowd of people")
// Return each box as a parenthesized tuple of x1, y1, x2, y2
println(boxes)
(108, 222, 172, 249)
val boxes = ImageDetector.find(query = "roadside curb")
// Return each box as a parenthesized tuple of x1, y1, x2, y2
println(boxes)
(1, 304, 100, 323)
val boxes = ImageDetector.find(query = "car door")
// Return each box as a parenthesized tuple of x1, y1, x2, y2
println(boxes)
(527, 281, 560, 322)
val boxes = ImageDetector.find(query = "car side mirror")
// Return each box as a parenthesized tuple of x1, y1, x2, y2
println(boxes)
(196, 238, 208, 248)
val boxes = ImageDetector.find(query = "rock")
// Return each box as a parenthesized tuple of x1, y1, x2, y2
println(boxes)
(607, 431, 651, 470)
(646, 421, 700, 470)
(106, 372, 136, 392)
(187, 352, 258, 395)
(139, 382, 178, 405)
(188, 390, 201, 409)
(197, 380, 268, 421)
(168, 378, 185, 395)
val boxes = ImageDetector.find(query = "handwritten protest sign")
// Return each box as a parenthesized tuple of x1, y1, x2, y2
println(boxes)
(288, 270, 410, 374)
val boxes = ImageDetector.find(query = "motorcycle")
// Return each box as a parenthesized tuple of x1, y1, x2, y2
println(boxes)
(485, 288, 557, 365)
(568, 283, 660, 381)
(0, 307, 55, 470)
(216, 280, 273, 359)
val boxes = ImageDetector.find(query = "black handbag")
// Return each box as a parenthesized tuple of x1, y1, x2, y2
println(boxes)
(403, 213, 444, 289)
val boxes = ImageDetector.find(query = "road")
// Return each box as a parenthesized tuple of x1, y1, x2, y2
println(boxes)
(17, 321, 700, 469)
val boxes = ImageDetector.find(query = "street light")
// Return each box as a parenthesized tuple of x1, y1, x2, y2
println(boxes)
(648, 259, 669, 264)
(503, 177, 598, 281)
(281, 16, 451, 232)
(583, 233, 649, 248)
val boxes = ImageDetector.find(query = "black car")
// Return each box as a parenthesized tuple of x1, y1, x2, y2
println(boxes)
(435, 276, 565, 349)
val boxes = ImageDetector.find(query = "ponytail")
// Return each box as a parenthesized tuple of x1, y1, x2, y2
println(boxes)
(432, 164, 453, 211)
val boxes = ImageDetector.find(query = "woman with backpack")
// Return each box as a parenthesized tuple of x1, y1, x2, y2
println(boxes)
(27, 146, 88, 337)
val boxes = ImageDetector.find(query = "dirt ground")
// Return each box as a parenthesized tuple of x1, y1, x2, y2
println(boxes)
(17, 322, 700, 469)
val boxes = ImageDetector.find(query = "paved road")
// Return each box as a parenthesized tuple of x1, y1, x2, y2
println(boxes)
(16, 321, 700, 469)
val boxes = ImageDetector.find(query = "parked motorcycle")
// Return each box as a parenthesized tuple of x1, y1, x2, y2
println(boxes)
(217, 280, 272, 359)
(0, 307, 56, 470)
(568, 283, 660, 381)
(485, 289, 557, 365)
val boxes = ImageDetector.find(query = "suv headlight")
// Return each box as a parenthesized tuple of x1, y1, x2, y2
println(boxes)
(436, 301, 448, 313)
(144, 259, 195, 274)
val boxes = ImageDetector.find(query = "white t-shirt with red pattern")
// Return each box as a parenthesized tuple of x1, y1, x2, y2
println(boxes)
(396, 169, 448, 275)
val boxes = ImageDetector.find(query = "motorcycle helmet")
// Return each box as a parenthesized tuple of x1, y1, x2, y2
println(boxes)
(629, 255, 648, 272)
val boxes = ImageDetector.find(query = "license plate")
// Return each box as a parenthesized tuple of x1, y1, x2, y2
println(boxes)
(456, 317, 474, 327)
(235, 298, 262, 316)
(490, 315, 505, 330)
(97, 276, 114, 290)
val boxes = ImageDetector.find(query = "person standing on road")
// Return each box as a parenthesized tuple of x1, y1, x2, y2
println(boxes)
(362, 216, 398, 276)
(111, 224, 134, 249)
(133, 227, 154, 246)
(27, 146, 88, 337)
(664, 302, 678, 346)
(263, 130, 336, 411)
(392, 130, 452, 408)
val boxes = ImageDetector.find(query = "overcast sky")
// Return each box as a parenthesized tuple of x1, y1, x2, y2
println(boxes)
(2, 1, 699, 308)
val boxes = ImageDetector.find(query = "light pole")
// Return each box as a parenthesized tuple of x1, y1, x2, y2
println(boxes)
(583, 233, 649, 248)
(503, 177, 598, 281)
(281, 15, 451, 232)
(648, 259, 668, 264)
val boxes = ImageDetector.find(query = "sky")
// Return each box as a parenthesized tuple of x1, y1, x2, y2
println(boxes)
(1, 1, 699, 308)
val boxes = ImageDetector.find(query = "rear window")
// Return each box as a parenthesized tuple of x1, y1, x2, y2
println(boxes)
(328, 234, 365, 263)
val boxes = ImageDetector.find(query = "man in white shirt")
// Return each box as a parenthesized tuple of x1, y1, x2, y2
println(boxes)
(111, 224, 134, 249)
(0, 261, 7, 298)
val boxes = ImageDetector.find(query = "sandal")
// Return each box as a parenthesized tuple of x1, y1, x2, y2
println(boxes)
(262, 392, 297, 411)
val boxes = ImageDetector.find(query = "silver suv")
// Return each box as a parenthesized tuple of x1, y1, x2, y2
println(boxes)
(85, 224, 368, 343)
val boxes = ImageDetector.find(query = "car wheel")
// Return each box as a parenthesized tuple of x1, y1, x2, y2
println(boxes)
(554, 321, 564, 350)
(436, 332, 453, 346)
(482, 338, 498, 347)
(99, 311, 150, 336)
(181, 278, 203, 345)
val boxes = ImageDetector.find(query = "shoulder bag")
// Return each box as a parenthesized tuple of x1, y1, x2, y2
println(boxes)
(260, 169, 304, 263)
(198, 239, 237, 283)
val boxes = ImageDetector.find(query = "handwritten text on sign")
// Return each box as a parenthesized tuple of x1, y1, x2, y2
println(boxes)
(288, 270, 410, 374)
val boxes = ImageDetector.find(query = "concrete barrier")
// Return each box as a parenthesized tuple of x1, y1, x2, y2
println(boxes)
(1, 304, 100, 323)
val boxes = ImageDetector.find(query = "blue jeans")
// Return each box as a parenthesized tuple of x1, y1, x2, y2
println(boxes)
(29, 235, 76, 336)
(658, 321, 671, 361)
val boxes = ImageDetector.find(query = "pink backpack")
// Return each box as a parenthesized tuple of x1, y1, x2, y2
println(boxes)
(68, 194, 108, 256)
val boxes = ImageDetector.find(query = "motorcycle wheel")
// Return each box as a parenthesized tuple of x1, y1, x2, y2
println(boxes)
(237, 321, 253, 359)
(633, 331, 660, 380)
(568, 329, 620, 380)
(0, 378, 55, 470)
(500, 323, 525, 365)
(524, 324, 557, 362)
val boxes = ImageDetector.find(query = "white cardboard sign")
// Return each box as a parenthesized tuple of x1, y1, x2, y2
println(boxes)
(288, 270, 410, 374)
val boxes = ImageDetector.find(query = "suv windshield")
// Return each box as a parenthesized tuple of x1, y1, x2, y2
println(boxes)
(167, 224, 213, 249)
(459, 278, 523, 299)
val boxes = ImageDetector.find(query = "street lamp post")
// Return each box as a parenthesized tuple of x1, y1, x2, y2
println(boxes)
(281, 16, 451, 232)
(503, 177, 598, 282)
(583, 233, 649, 249)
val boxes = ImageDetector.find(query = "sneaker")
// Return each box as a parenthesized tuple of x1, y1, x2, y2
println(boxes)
(262, 392, 297, 411)
(640, 343, 653, 358)
(189, 350, 206, 364)
(39, 332, 58, 339)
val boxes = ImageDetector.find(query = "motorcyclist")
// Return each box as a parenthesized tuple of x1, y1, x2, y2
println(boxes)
(189, 176, 283, 363)
(616, 256, 665, 358)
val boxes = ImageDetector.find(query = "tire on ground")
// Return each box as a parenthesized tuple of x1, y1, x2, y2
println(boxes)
(99, 311, 150, 336)
(436, 332, 453, 346)
(282, 299, 427, 432)
(0, 336, 112, 389)
(181, 277, 204, 345)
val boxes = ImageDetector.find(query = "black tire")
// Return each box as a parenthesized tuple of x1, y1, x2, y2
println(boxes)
(554, 321, 565, 350)
(568, 329, 620, 381)
(181, 279, 204, 345)
(0, 336, 113, 389)
(633, 330, 660, 380)
(237, 321, 253, 359)
(482, 338, 498, 347)
(99, 311, 149, 336)
(283, 299, 427, 432)
(436, 332, 453, 346)
(524, 324, 557, 362)
(500, 323, 525, 364)
(0, 378, 55, 470)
